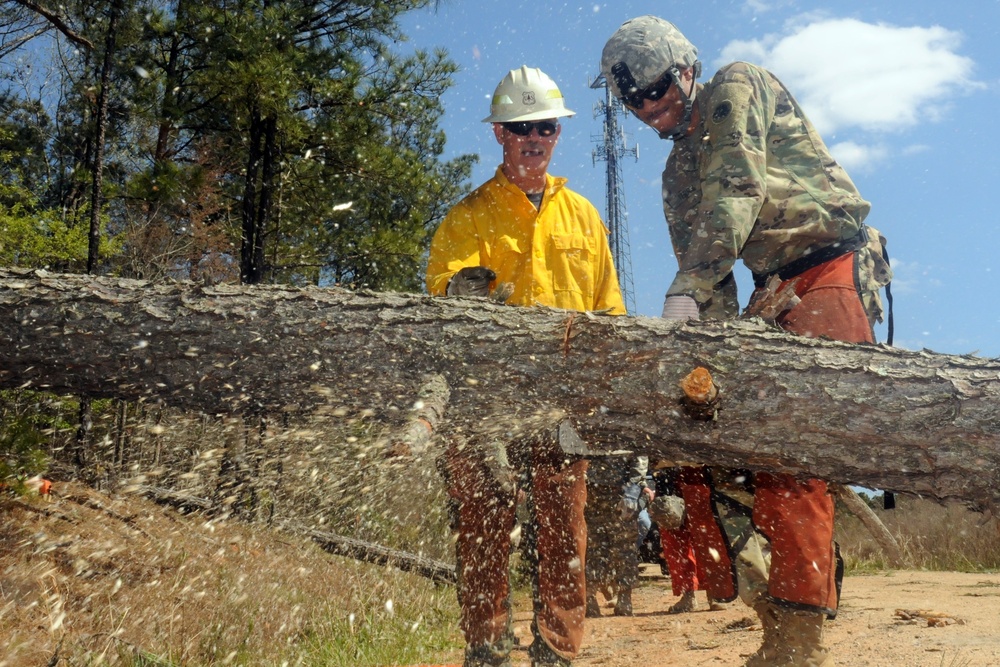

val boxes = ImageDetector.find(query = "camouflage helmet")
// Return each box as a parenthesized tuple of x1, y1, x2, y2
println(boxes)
(600, 16, 699, 102)
(482, 66, 576, 123)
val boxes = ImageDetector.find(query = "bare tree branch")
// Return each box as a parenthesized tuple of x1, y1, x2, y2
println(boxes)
(11, 0, 93, 50)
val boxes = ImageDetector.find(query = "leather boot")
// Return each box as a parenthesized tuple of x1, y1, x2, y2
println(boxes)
(528, 638, 571, 666)
(666, 589, 696, 614)
(744, 604, 832, 667)
(780, 609, 832, 666)
(613, 587, 633, 616)
(464, 650, 512, 667)
(585, 593, 601, 618)
(463, 629, 516, 667)
(706, 594, 731, 611)
(743, 603, 781, 667)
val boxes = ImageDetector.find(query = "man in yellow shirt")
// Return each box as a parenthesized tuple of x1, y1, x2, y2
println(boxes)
(427, 66, 624, 667)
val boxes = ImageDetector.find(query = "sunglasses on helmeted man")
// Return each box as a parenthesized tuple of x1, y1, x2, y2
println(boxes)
(502, 120, 559, 137)
(612, 62, 673, 110)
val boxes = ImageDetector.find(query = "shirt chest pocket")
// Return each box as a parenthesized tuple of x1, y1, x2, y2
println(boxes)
(487, 234, 528, 279)
(549, 233, 597, 295)
(491, 234, 523, 258)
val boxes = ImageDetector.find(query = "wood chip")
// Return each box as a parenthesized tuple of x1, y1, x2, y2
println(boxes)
(894, 608, 965, 626)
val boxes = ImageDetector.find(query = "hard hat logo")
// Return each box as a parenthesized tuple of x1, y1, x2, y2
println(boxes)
(482, 65, 576, 123)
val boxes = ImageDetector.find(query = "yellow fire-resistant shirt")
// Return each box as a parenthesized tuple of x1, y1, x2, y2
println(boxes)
(426, 167, 626, 315)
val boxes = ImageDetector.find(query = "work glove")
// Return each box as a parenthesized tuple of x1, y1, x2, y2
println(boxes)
(618, 482, 642, 520)
(661, 294, 700, 320)
(648, 494, 686, 531)
(489, 281, 516, 304)
(446, 266, 496, 297)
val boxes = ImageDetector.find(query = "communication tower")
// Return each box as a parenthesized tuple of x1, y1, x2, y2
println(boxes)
(590, 74, 639, 313)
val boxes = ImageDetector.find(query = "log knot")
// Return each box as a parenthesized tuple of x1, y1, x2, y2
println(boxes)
(680, 366, 721, 421)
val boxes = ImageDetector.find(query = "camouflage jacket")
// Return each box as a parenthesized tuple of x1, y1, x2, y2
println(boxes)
(662, 62, 873, 314)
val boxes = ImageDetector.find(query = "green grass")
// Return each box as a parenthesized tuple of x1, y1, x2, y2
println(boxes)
(300, 602, 462, 667)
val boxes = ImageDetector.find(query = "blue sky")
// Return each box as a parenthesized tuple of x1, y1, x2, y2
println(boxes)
(401, 1, 1000, 358)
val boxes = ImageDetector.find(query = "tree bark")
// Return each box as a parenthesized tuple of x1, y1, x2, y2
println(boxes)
(2, 268, 999, 508)
(306, 529, 456, 585)
(87, 0, 122, 274)
(240, 105, 265, 284)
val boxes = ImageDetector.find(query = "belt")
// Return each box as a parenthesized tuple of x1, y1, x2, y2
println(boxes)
(752, 226, 869, 289)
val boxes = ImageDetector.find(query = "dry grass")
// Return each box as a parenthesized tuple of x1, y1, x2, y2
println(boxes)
(4, 396, 1000, 665)
(7, 482, 992, 666)
(3, 397, 469, 666)
(0, 481, 462, 666)
(835, 492, 1000, 572)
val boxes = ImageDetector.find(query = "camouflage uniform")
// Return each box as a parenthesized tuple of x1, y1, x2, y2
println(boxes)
(663, 61, 890, 324)
(657, 61, 892, 616)
(584, 455, 647, 615)
(601, 18, 893, 664)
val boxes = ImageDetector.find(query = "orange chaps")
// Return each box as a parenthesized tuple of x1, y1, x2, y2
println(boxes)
(675, 253, 874, 614)
(659, 522, 704, 597)
(762, 252, 874, 613)
(444, 441, 587, 660)
(677, 467, 738, 602)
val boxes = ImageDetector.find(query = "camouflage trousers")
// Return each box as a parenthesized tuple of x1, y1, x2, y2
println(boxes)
(584, 486, 639, 594)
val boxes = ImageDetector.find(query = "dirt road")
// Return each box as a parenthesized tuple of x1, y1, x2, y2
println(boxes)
(503, 566, 1000, 667)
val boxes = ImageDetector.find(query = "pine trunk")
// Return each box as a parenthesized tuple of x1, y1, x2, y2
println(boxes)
(2, 268, 998, 508)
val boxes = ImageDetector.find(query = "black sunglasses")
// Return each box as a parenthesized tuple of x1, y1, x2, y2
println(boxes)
(502, 120, 559, 137)
(612, 62, 673, 110)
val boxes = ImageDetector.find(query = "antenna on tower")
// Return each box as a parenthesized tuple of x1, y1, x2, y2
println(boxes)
(590, 74, 639, 313)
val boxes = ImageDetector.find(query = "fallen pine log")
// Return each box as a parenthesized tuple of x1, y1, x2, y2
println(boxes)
(134, 485, 215, 513)
(305, 529, 456, 585)
(2, 268, 998, 508)
(133, 485, 456, 584)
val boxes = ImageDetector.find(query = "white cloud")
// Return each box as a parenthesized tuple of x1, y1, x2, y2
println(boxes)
(742, 0, 796, 14)
(885, 257, 937, 296)
(828, 140, 888, 172)
(900, 144, 930, 156)
(716, 18, 979, 136)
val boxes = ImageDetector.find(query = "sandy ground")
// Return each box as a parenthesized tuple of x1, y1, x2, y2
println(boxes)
(6, 485, 999, 667)
(502, 565, 1000, 667)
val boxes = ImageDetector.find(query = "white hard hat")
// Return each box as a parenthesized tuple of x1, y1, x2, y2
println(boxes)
(482, 65, 576, 123)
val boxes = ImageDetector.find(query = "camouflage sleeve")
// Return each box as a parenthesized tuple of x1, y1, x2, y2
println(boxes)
(667, 65, 773, 305)
(856, 225, 894, 326)
(425, 204, 482, 296)
(700, 271, 740, 320)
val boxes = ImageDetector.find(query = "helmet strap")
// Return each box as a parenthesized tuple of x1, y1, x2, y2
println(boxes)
(658, 62, 701, 141)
